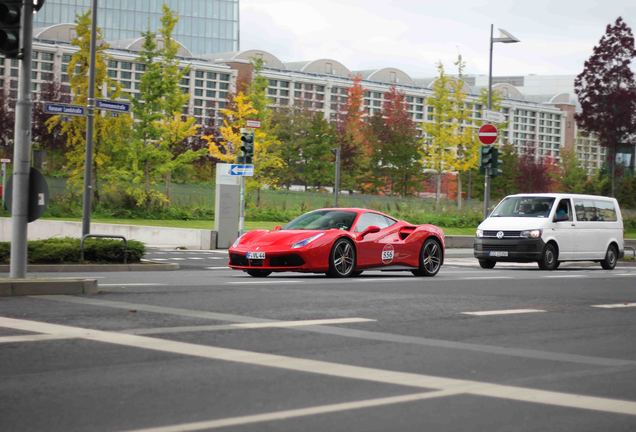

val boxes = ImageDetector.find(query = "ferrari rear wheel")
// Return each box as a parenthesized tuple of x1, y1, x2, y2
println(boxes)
(412, 238, 442, 277)
(327, 238, 356, 278)
(246, 270, 272, 277)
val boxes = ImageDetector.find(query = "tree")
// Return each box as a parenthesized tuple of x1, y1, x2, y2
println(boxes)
(558, 147, 588, 193)
(489, 143, 519, 199)
(245, 58, 284, 197)
(46, 10, 132, 203)
(422, 62, 456, 207)
(515, 143, 559, 193)
(112, 5, 204, 208)
(370, 86, 421, 196)
(32, 80, 69, 173)
(447, 55, 480, 209)
(336, 74, 370, 192)
(575, 17, 636, 196)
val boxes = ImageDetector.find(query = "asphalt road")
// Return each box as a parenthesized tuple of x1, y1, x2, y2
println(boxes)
(1, 258, 636, 431)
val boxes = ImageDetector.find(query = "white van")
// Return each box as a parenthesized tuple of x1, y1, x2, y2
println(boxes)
(474, 193, 624, 270)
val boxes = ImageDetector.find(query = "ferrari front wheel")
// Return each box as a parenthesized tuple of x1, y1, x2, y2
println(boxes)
(412, 238, 442, 277)
(327, 238, 356, 278)
(246, 270, 272, 277)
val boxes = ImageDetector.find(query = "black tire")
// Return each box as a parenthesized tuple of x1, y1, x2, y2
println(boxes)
(412, 238, 443, 277)
(538, 243, 558, 270)
(326, 238, 356, 277)
(600, 244, 618, 270)
(351, 271, 364, 277)
(478, 259, 496, 269)
(246, 270, 272, 277)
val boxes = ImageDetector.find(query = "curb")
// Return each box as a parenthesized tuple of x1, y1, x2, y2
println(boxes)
(0, 278, 98, 297)
(0, 262, 179, 273)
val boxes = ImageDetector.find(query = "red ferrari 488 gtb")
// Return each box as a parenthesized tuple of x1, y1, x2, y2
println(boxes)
(229, 208, 444, 278)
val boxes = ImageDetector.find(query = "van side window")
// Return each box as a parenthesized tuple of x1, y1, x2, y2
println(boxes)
(573, 199, 617, 222)
(555, 199, 573, 221)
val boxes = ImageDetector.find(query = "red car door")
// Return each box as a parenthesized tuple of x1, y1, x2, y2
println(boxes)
(353, 213, 400, 267)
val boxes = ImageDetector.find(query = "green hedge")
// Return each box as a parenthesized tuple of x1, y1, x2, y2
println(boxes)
(0, 237, 145, 264)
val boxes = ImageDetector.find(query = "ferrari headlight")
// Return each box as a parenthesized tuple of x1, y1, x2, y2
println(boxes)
(291, 233, 324, 249)
(476, 229, 484, 238)
(232, 233, 246, 248)
(521, 229, 542, 239)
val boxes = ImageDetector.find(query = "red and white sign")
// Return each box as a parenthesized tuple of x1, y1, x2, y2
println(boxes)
(245, 119, 261, 128)
(478, 124, 498, 145)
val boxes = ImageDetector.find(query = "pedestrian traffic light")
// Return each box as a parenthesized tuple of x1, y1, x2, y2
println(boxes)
(240, 129, 254, 164)
(0, 0, 22, 58)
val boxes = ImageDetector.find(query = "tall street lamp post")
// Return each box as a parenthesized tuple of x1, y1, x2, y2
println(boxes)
(484, 25, 520, 218)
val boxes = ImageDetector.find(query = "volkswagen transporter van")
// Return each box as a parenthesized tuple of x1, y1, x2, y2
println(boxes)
(474, 193, 624, 270)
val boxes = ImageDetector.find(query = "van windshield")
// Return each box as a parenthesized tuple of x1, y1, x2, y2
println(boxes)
(490, 196, 556, 218)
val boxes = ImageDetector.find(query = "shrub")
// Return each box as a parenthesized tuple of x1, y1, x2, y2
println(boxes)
(0, 237, 145, 264)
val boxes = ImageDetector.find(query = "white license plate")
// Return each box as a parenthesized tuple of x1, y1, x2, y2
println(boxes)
(489, 251, 508, 257)
(246, 252, 266, 260)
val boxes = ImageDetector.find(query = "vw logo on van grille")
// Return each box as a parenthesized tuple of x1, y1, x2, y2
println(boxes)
(496, 231, 504, 239)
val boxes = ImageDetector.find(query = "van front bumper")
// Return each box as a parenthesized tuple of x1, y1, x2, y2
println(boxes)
(473, 238, 546, 262)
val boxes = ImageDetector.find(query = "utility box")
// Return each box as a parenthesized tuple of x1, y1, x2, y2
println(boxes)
(214, 163, 240, 249)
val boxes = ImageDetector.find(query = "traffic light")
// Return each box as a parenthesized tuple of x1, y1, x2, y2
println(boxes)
(0, 0, 22, 58)
(480, 145, 494, 173)
(490, 148, 502, 177)
(239, 129, 254, 164)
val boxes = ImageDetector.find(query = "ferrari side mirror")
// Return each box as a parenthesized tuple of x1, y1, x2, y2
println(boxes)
(356, 225, 380, 240)
(273, 225, 282, 231)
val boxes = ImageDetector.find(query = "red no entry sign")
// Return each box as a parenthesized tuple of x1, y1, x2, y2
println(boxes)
(478, 124, 498, 145)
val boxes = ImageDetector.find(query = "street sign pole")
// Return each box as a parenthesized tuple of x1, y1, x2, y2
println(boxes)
(1, 159, 9, 206)
(82, 0, 98, 237)
(238, 145, 246, 236)
(9, 0, 34, 278)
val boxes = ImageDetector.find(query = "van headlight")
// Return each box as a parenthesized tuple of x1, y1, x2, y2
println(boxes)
(476, 229, 484, 238)
(291, 233, 324, 249)
(521, 229, 542, 239)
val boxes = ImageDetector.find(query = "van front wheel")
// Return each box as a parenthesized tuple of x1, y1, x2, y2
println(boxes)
(600, 244, 618, 270)
(479, 259, 496, 269)
(538, 243, 558, 270)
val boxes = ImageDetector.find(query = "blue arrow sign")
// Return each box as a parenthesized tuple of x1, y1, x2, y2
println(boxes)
(96, 99, 131, 113)
(44, 103, 85, 116)
(229, 164, 254, 176)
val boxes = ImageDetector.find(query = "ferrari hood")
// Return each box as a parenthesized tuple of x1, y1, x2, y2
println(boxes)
(239, 230, 327, 249)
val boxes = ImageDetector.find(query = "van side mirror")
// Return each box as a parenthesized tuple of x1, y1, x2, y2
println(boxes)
(356, 225, 380, 240)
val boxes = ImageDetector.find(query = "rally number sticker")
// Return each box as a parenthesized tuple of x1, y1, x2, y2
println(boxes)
(381, 245, 394, 264)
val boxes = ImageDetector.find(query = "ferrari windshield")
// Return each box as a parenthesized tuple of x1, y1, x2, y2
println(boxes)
(283, 210, 357, 230)
(491, 196, 556, 218)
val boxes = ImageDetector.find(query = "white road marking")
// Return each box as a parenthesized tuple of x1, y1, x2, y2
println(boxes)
(544, 275, 586, 279)
(2, 316, 636, 417)
(125, 318, 375, 335)
(124, 390, 460, 432)
(228, 280, 302, 285)
(615, 273, 635, 277)
(351, 278, 412, 283)
(462, 309, 546, 316)
(205, 266, 230, 270)
(591, 303, 636, 309)
(100, 283, 167, 287)
(169, 258, 185, 261)
(0, 334, 74, 343)
(149, 258, 168, 261)
(460, 276, 514, 280)
(38, 296, 634, 367)
(188, 257, 204, 260)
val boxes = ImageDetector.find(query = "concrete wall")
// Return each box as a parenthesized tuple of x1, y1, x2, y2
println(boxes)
(0, 218, 217, 249)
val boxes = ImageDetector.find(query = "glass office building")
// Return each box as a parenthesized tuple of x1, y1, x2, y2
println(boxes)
(33, 0, 239, 55)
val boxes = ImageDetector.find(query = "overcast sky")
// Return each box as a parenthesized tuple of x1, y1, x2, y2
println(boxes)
(239, 0, 636, 78)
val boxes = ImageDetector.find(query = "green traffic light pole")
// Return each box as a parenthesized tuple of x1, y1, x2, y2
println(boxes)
(9, 0, 34, 278)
